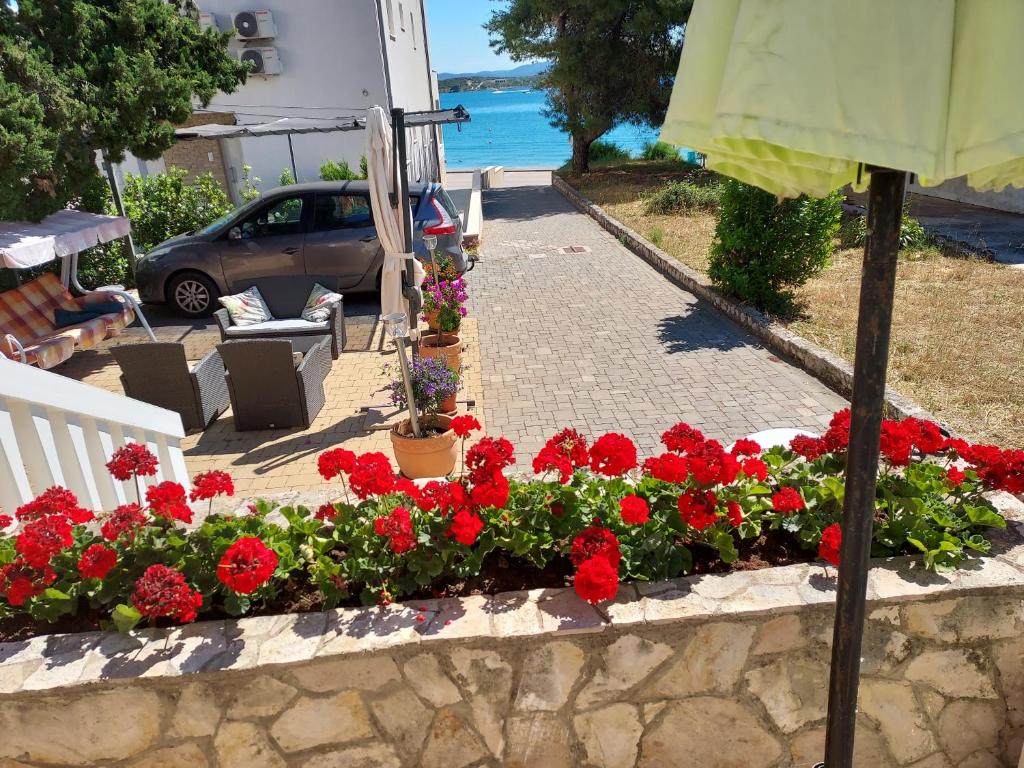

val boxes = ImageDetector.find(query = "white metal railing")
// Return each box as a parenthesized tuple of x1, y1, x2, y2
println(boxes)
(0, 357, 189, 513)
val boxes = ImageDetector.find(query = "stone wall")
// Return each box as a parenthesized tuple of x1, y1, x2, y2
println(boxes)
(2, 498, 1023, 768)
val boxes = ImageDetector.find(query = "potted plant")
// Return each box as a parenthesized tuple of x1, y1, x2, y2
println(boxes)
(386, 355, 461, 478)
(420, 275, 468, 370)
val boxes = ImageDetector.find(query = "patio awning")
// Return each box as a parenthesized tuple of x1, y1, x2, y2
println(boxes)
(0, 210, 131, 270)
(174, 106, 471, 141)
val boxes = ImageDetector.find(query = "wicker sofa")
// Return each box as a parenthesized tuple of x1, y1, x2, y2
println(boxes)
(0, 273, 135, 368)
(213, 276, 346, 359)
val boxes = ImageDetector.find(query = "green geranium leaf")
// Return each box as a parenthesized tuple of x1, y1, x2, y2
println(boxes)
(112, 604, 143, 633)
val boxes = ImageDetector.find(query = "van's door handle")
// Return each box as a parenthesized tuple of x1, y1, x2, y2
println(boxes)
(282, 246, 299, 255)
(359, 235, 376, 243)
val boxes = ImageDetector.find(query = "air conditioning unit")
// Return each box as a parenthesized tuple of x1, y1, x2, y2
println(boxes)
(197, 12, 221, 33)
(232, 10, 276, 39)
(235, 47, 282, 76)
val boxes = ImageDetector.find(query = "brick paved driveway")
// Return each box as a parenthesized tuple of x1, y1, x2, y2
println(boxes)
(469, 179, 848, 463)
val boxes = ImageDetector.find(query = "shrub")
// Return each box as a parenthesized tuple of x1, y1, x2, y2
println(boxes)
(640, 141, 680, 161)
(0, 410, 1011, 632)
(709, 179, 842, 315)
(421, 275, 468, 332)
(648, 226, 665, 247)
(840, 213, 931, 252)
(384, 355, 460, 417)
(588, 140, 630, 162)
(278, 168, 295, 186)
(239, 165, 262, 203)
(643, 179, 722, 215)
(320, 156, 368, 181)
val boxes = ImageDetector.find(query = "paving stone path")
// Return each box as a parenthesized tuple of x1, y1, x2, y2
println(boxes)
(469, 180, 848, 463)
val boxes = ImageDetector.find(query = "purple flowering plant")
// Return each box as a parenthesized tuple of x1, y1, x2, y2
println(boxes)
(384, 356, 460, 417)
(421, 276, 468, 333)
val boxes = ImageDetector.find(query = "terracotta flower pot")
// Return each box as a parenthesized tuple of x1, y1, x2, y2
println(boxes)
(390, 413, 457, 479)
(419, 332, 462, 372)
(440, 393, 458, 415)
(425, 309, 441, 331)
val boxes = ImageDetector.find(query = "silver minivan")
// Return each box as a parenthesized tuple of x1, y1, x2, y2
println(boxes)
(135, 180, 469, 316)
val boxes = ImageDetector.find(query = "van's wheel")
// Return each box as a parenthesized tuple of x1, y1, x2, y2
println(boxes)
(168, 272, 219, 317)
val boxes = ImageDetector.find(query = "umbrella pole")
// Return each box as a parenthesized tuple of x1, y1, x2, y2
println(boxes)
(821, 168, 906, 768)
(392, 107, 421, 358)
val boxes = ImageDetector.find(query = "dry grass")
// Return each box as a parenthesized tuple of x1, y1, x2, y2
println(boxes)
(567, 162, 1024, 446)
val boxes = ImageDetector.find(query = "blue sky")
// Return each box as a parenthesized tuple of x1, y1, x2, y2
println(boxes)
(425, 0, 518, 74)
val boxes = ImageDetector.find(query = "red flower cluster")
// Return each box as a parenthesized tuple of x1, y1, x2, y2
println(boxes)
(789, 411, 957, 468)
(348, 453, 397, 499)
(317, 448, 356, 481)
(687, 440, 739, 485)
(101, 503, 147, 542)
(790, 434, 827, 461)
(726, 500, 744, 526)
(78, 544, 117, 580)
(146, 481, 192, 524)
(16, 486, 92, 524)
(678, 489, 719, 531)
(642, 453, 689, 483)
(879, 420, 913, 466)
(570, 526, 621, 604)
(450, 414, 482, 438)
(131, 564, 203, 623)
(105, 443, 159, 481)
(315, 503, 338, 522)
(730, 438, 762, 457)
(466, 437, 515, 509)
(662, 423, 705, 454)
(447, 508, 484, 545)
(959, 444, 1024, 494)
(0, 560, 56, 606)
(947, 467, 967, 487)
(589, 433, 637, 476)
(0, 515, 10, 530)
(374, 506, 416, 554)
(417, 480, 470, 515)
(533, 428, 589, 483)
(190, 470, 234, 502)
(470, 473, 510, 509)
(819, 523, 842, 566)
(619, 495, 650, 525)
(217, 537, 278, 594)
(15, 515, 73, 568)
(740, 457, 768, 481)
(772, 487, 805, 514)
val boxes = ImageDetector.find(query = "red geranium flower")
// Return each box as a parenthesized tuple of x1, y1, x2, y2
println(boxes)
(730, 438, 761, 457)
(314, 503, 338, 522)
(470, 472, 510, 509)
(573, 556, 619, 604)
(822, 409, 852, 452)
(78, 544, 117, 580)
(447, 508, 484, 545)
(0, 515, 11, 530)
(947, 466, 967, 487)
(450, 414, 482, 438)
(819, 523, 842, 566)
(318, 447, 356, 481)
(217, 537, 278, 594)
(131, 564, 203, 624)
(146, 481, 192, 524)
(15, 486, 93, 524)
(349, 453, 397, 499)
(393, 477, 422, 504)
(790, 434, 827, 461)
(726, 500, 744, 527)
(879, 420, 913, 466)
(570, 526, 621, 569)
(902, 418, 946, 455)
(15, 515, 73, 568)
(619, 495, 650, 525)
(467, 437, 516, 485)
(643, 453, 689, 483)
(534, 429, 589, 482)
(772, 487, 805, 514)
(677, 490, 719, 531)
(106, 443, 159, 481)
(533, 445, 573, 483)
(189, 470, 234, 502)
(740, 457, 768, 482)
(960, 444, 1024, 494)
(374, 506, 416, 554)
(589, 433, 637, 476)
(687, 440, 738, 485)
(101, 503, 147, 542)
(662, 422, 705, 454)
(417, 480, 469, 515)
(0, 559, 56, 606)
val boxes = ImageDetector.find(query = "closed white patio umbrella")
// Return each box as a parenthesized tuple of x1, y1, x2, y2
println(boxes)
(365, 105, 425, 321)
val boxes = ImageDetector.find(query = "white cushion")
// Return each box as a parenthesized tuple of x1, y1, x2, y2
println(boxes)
(218, 286, 274, 326)
(301, 283, 344, 323)
(223, 318, 330, 335)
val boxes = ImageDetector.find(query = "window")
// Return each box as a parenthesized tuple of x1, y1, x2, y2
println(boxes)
(399, 2, 405, 30)
(385, 0, 395, 38)
(313, 194, 373, 230)
(410, 12, 416, 48)
(239, 196, 304, 238)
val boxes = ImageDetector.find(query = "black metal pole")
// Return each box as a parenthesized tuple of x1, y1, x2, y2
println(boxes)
(821, 168, 907, 768)
(287, 135, 298, 182)
(392, 107, 420, 344)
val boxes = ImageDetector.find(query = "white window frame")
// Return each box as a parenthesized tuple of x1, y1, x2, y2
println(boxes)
(385, 0, 395, 39)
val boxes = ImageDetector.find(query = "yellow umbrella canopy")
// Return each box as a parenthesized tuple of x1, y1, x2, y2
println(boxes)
(660, 3, 1024, 768)
(661, 0, 1024, 198)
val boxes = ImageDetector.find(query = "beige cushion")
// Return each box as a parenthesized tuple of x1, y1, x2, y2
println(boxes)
(301, 283, 344, 323)
(218, 286, 274, 326)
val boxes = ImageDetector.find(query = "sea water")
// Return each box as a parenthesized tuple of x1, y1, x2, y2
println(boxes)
(440, 89, 664, 170)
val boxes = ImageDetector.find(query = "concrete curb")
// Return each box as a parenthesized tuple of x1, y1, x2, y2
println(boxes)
(552, 174, 956, 434)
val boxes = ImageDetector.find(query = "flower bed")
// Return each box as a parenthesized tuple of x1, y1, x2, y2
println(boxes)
(0, 410, 1019, 639)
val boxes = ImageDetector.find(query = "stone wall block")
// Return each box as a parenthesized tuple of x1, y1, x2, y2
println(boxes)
(744, 657, 828, 733)
(124, 742, 209, 768)
(513, 640, 585, 712)
(226, 675, 297, 719)
(574, 703, 644, 768)
(290, 654, 401, 693)
(788, 717, 897, 768)
(404, 653, 463, 707)
(504, 713, 576, 768)
(169, 681, 222, 738)
(751, 614, 805, 656)
(368, 687, 434, 758)
(448, 648, 514, 755)
(576, 634, 674, 710)
(419, 707, 488, 768)
(859, 678, 939, 764)
(936, 700, 1005, 763)
(300, 744, 403, 768)
(642, 622, 755, 699)
(905, 650, 998, 699)
(269, 691, 374, 752)
(214, 721, 286, 768)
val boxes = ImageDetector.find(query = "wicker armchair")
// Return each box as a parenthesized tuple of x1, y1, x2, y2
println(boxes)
(111, 342, 229, 432)
(216, 337, 331, 430)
